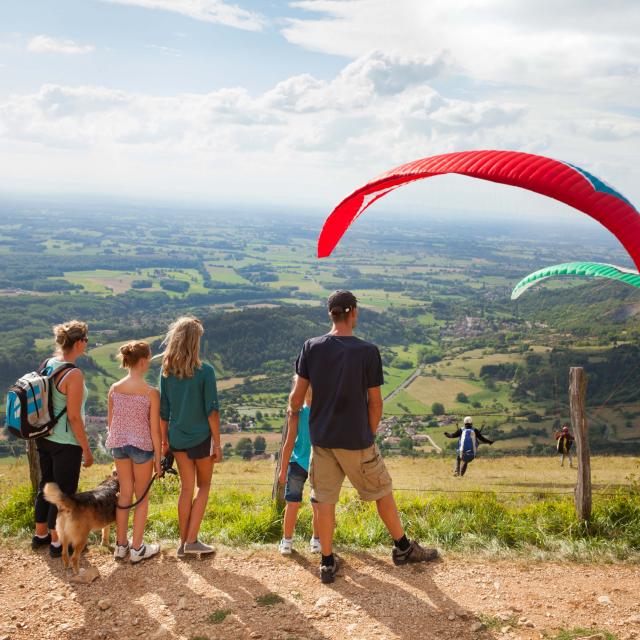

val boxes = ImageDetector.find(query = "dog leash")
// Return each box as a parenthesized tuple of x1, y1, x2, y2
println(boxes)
(116, 453, 176, 510)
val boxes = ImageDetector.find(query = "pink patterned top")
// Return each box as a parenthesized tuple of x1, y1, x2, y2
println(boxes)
(105, 391, 153, 451)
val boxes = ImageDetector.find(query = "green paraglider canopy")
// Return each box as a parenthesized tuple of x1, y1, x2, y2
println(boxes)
(511, 262, 640, 300)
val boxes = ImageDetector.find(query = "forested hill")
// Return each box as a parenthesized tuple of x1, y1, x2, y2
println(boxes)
(200, 306, 427, 376)
(516, 280, 640, 339)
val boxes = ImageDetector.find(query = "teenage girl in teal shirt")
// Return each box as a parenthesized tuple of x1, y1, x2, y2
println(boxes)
(159, 316, 221, 557)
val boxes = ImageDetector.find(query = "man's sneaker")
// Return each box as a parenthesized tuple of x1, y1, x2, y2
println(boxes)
(319, 556, 339, 584)
(177, 542, 185, 559)
(113, 543, 129, 560)
(130, 543, 160, 564)
(184, 540, 215, 555)
(31, 533, 51, 550)
(392, 540, 439, 566)
(309, 537, 321, 553)
(279, 538, 293, 555)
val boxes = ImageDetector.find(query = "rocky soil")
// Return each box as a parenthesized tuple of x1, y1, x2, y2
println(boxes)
(0, 544, 638, 640)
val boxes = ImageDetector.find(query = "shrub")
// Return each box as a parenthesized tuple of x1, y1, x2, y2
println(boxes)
(131, 279, 153, 289)
(160, 279, 189, 293)
(431, 402, 445, 415)
(253, 436, 267, 455)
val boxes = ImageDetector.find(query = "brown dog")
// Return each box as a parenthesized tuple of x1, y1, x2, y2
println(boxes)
(43, 473, 119, 574)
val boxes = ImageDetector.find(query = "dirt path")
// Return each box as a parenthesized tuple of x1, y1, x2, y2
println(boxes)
(1, 545, 639, 640)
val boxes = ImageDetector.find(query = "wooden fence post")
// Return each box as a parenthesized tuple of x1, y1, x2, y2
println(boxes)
(569, 367, 591, 522)
(27, 440, 41, 493)
(272, 418, 288, 508)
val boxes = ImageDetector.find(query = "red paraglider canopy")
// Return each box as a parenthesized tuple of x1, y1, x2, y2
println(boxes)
(317, 150, 640, 270)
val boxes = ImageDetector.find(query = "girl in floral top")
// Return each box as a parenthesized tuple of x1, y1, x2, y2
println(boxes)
(107, 341, 162, 563)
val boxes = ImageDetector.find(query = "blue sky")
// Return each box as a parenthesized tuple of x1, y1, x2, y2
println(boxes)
(0, 1, 346, 95)
(0, 0, 639, 224)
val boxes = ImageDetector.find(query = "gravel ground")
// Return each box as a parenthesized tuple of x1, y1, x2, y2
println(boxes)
(0, 544, 639, 640)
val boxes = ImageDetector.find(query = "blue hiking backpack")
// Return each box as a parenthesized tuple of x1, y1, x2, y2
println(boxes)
(458, 427, 477, 463)
(5, 359, 76, 440)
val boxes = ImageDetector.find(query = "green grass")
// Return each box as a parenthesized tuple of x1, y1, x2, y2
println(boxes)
(549, 629, 617, 640)
(205, 265, 249, 285)
(385, 389, 431, 414)
(207, 609, 232, 624)
(478, 613, 517, 630)
(255, 593, 284, 607)
(3, 475, 639, 560)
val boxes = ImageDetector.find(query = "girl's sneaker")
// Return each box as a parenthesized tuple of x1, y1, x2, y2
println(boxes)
(309, 537, 321, 553)
(114, 543, 129, 560)
(130, 543, 160, 564)
(184, 540, 214, 555)
(279, 538, 293, 555)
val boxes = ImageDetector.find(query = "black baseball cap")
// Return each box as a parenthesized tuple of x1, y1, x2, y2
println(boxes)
(328, 290, 357, 314)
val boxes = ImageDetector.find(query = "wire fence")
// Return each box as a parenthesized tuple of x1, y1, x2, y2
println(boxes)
(199, 479, 630, 498)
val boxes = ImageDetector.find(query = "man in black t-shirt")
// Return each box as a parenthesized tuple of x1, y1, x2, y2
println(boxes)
(289, 290, 438, 583)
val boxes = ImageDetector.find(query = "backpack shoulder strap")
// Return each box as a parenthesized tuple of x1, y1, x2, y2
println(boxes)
(49, 363, 78, 392)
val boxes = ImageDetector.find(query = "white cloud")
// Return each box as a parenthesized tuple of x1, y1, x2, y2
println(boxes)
(0, 50, 637, 209)
(27, 35, 95, 55)
(262, 50, 448, 113)
(0, 51, 521, 154)
(283, 0, 640, 106)
(102, 0, 266, 31)
(571, 118, 640, 141)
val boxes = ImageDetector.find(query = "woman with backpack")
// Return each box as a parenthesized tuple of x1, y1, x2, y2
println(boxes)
(32, 320, 94, 558)
(159, 316, 222, 557)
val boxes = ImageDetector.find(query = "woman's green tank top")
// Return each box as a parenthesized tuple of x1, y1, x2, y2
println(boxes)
(45, 357, 88, 447)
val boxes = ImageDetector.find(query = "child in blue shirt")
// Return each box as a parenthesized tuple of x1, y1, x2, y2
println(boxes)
(278, 380, 319, 554)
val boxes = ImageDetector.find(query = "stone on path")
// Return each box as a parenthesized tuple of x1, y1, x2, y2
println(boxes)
(97, 598, 111, 611)
(70, 567, 100, 584)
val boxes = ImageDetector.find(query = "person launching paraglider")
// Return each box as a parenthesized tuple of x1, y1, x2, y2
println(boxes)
(444, 417, 494, 477)
(554, 424, 575, 467)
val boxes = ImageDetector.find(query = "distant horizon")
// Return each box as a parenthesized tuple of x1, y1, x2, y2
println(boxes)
(0, 190, 631, 263)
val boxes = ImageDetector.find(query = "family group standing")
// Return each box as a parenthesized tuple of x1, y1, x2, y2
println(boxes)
(32, 316, 221, 563)
(31, 291, 438, 582)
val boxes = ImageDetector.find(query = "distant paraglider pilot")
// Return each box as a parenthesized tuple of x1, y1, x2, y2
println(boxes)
(444, 416, 494, 477)
(555, 424, 575, 467)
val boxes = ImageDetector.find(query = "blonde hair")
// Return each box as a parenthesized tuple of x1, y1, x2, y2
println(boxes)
(118, 341, 151, 369)
(161, 316, 203, 379)
(53, 320, 88, 354)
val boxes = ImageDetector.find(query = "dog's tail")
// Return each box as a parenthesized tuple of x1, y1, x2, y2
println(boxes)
(43, 483, 75, 512)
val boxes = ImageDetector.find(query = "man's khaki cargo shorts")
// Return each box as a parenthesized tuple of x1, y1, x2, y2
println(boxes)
(309, 444, 393, 504)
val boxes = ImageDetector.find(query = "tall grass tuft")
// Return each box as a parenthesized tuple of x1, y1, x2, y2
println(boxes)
(0, 485, 35, 536)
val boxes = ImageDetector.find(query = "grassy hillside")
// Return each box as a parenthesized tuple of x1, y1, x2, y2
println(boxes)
(2, 456, 638, 559)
